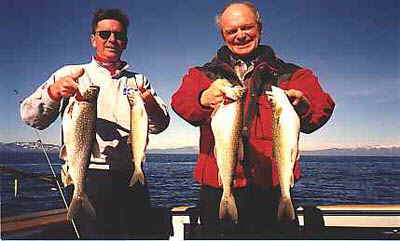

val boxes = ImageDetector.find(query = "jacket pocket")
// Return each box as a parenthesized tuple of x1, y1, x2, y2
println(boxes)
(253, 95, 273, 140)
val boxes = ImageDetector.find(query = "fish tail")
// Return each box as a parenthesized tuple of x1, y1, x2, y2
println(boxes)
(129, 167, 145, 187)
(219, 193, 238, 224)
(67, 193, 96, 220)
(277, 196, 295, 222)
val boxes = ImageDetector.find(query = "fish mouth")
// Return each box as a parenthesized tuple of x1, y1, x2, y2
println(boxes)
(78, 85, 99, 101)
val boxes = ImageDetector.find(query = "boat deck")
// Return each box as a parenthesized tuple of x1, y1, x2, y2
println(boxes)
(2, 205, 400, 240)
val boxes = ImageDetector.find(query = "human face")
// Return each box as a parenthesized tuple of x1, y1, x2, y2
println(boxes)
(220, 4, 261, 57)
(90, 19, 127, 62)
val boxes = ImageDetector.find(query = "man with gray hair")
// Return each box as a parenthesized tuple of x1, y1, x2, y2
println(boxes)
(172, 1, 334, 237)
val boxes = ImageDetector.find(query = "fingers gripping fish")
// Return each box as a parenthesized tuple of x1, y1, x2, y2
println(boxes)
(60, 84, 99, 221)
(127, 89, 148, 187)
(211, 84, 246, 224)
(267, 86, 300, 222)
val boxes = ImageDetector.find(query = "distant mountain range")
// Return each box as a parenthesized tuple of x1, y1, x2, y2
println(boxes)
(148, 146, 199, 154)
(300, 146, 400, 156)
(1, 142, 399, 156)
(150, 145, 400, 156)
(0, 141, 60, 153)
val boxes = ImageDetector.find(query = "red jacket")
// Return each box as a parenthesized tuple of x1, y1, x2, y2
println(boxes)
(171, 46, 335, 189)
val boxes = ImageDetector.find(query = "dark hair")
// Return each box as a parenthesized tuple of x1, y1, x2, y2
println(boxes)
(215, 1, 262, 31)
(91, 9, 129, 34)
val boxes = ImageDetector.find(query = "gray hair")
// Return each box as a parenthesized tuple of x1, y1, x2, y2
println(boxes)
(215, 1, 262, 30)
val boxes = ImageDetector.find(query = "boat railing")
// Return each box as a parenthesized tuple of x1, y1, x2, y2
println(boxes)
(2, 204, 400, 240)
(0, 165, 60, 197)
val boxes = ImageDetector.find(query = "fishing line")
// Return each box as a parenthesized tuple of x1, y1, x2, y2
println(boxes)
(34, 131, 80, 239)
(15, 91, 81, 239)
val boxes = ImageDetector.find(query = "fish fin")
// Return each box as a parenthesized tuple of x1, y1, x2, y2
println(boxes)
(266, 91, 275, 105)
(61, 165, 73, 186)
(219, 194, 238, 224)
(291, 146, 299, 163)
(210, 102, 224, 118)
(82, 193, 96, 219)
(67, 193, 96, 221)
(66, 99, 75, 116)
(290, 147, 298, 188)
(237, 138, 244, 161)
(129, 166, 145, 187)
(290, 174, 295, 188)
(141, 155, 147, 165)
(218, 174, 223, 187)
(67, 197, 80, 221)
(91, 139, 101, 158)
(295, 150, 300, 161)
(277, 196, 295, 222)
(214, 146, 223, 187)
(59, 145, 67, 161)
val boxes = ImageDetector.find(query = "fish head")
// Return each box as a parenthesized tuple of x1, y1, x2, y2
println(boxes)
(222, 86, 247, 101)
(126, 89, 141, 106)
(78, 85, 100, 103)
(271, 86, 289, 103)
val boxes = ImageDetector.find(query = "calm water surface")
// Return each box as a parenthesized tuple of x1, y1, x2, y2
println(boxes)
(1, 152, 400, 217)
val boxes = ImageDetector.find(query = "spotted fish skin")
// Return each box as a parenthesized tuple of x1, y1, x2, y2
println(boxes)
(269, 86, 300, 222)
(127, 89, 148, 187)
(61, 85, 99, 221)
(211, 85, 246, 224)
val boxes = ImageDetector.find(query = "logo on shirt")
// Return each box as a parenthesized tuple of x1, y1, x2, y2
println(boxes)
(123, 87, 138, 96)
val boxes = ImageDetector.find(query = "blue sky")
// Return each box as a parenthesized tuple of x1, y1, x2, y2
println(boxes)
(1, 0, 399, 150)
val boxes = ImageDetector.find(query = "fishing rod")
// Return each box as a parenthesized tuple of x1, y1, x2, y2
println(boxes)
(15, 90, 81, 239)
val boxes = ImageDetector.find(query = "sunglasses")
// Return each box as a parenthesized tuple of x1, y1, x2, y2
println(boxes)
(94, 31, 128, 41)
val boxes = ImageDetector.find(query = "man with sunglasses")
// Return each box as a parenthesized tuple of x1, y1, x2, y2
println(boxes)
(20, 9, 169, 239)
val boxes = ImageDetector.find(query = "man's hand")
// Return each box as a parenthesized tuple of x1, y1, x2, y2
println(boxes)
(138, 87, 151, 100)
(48, 68, 85, 101)
(200, 79, 232, 109)
(285, 89, 310, 116)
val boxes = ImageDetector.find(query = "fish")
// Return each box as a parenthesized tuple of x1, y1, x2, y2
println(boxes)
(211, 84, 246, 224)
(60, 85, 99, 221)
(268, 86, 300, 222)
(127, 89, 148, 187)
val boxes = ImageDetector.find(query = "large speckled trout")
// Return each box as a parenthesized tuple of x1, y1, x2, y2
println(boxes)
(211, 84, 246, 224)
(268, 86, 300, 222)
(60, 85, 99, 221)
(127, 89, 148, 187)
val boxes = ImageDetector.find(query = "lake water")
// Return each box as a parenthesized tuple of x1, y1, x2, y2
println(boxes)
(1, 152, 400, 218)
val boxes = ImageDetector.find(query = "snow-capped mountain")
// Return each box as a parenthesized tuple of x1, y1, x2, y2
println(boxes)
(301, 145, 400, 156)
(0, 141, 60, 153)
(1, 142, 399, 156)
